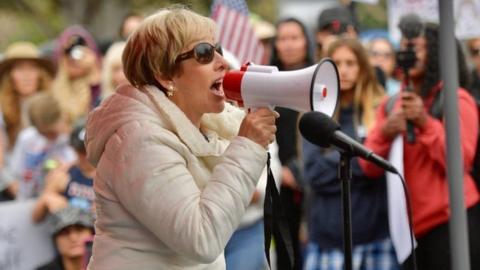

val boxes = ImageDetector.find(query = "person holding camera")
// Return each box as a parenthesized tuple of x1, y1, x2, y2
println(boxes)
(359, 17, 480, 270)
(52, 25, 102, 124)
(85, 6, 278, 270)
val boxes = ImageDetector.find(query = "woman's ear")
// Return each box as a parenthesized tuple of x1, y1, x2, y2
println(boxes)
(154, 73, 172, 90)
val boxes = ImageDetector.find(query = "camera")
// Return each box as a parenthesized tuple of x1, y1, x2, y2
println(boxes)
(396, 44, 417, 71)
(396, 13, 424, 144)
(65, 35, 87, 61)
(396, 13, 424, 72)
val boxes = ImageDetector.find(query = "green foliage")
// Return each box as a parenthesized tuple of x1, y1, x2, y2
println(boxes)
(0, 0, 277, 52)
(356, 0, 388, 30)
(247, 0, 277, 23)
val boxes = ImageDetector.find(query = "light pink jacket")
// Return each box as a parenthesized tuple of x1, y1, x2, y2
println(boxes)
(85, 85, 267, 269)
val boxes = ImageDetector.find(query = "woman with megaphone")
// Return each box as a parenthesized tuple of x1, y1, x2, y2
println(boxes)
(302, 37, 399, 270)
(84, 6, 278, 270)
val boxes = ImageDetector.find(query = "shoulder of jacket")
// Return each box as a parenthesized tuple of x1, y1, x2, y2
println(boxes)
(105, 119, 189, 161)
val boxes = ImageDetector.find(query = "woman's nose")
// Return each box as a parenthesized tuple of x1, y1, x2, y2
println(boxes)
(338, 65, 348, 77)
(215, 53, 228, 70)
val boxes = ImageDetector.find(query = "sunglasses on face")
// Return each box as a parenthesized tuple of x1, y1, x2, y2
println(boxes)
(470, 47, 480, 57)
(176, 42, 223, 64)
(370, 50, 394, 58)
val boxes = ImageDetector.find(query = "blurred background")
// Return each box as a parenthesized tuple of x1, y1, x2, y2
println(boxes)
(0, 0, 387, 52)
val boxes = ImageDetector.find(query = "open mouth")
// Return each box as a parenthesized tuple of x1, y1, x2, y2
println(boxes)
(210, 79, 225, 97)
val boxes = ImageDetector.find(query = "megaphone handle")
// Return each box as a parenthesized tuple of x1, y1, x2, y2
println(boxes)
(248, 106, 275, 113)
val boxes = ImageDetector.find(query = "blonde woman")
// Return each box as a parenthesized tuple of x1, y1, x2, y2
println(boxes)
(302, 37, 399, 270)
(0, 42, 55, 151)
(52, 25, 102, 123)
(85, 7, 277, 269)
(0, 42, 55, 200)
(100, 41, 128, 99)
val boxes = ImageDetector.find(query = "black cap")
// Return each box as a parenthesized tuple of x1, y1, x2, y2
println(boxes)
(317, 6, 354, 33)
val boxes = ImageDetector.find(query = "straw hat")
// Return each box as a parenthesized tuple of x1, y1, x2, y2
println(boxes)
(0, 41, 56, 80)
(250, 15, 276, 41)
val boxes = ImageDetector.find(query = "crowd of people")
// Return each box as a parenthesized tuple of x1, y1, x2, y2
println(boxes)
(0, 3, 479, 270)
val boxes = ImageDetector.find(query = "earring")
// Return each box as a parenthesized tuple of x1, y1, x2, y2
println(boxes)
(167, 84, 176, 97)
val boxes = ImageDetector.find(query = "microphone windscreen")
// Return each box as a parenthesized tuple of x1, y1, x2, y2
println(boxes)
(398, 13, 423, 39)
(299, 111, 339, 148)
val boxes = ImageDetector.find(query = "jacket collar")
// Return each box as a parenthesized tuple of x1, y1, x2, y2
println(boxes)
(142, 85, 227, 157)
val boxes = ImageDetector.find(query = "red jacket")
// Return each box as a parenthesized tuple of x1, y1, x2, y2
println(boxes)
(359, 88, 480, 237)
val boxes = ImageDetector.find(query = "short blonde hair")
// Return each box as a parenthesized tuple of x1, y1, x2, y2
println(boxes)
(28, 92, 62, 129)
(123, 7, 216, 90)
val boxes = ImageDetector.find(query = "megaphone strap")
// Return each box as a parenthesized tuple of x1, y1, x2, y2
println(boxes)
(264, 152, 295, 270)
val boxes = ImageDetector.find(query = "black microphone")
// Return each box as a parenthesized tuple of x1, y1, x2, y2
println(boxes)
(299, 111, 398, 174)
(398, 13, 424, 40)
(398, 13, 424, 144)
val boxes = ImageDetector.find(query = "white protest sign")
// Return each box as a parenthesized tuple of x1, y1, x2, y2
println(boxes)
(455, 0, 480, 40)
(388, 0, 439, 42)
(0, 200, 55, 270)
(354, 0, 379, 4)
(388, 0, 480, 41)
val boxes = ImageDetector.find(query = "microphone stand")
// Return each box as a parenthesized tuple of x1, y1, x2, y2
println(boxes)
(339, 152, 353, 270)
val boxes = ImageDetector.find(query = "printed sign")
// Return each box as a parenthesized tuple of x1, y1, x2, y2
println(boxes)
(0, 200, 55, 270)
(388, 0, 480, 41)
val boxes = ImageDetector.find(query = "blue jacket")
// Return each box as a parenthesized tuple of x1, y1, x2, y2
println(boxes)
(302, 105, 389, 248)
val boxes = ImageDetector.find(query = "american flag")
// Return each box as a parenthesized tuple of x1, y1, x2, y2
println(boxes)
(211, 0, 265, 65)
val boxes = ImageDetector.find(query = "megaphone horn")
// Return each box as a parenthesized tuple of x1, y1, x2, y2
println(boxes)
(222, 58, 339, 117)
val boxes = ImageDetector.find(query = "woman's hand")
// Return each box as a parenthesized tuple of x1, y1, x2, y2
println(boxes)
(74, 47, 101, 84)
(6, 181, 18, 199)
(382, 110, 406, 139)
(42, 192, 68, 213)
(76, 47, 98, 70)
(44, 163, 70, 193)
(238, 108, 279, 148)
(281, 167, 299, 190)
(32, 191, 68, 223)
(401, 91, 428, 127)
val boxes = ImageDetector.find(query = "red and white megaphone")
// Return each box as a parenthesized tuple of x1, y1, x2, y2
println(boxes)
(223, 58, 339, 116)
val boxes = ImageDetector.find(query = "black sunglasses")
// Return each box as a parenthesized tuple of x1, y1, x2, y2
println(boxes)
(471, 47, 480, 57)
(176, 42, 223, 64)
